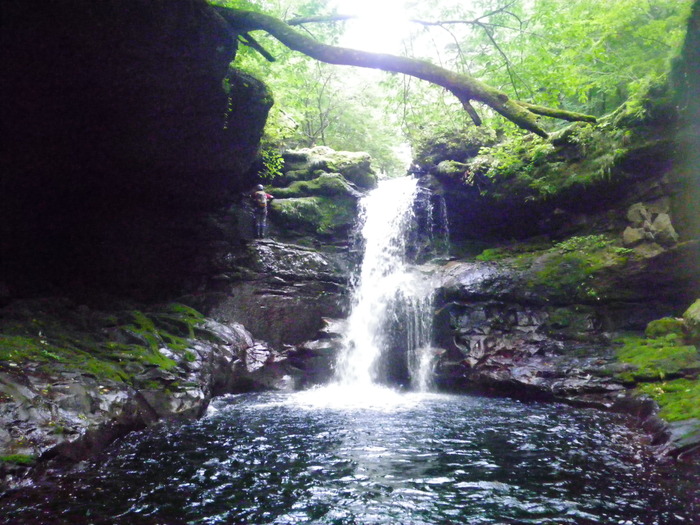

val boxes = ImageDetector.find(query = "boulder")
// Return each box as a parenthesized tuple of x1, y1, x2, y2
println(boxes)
(280, 147, 378, 189)
(650, 213, 679, 246)
(645, 317, 686, 339)
(271, 196, 359, 238)
(436, 160, 469, 177)
(623, 226, 646, 247)
(683, 299, 700, 342)
(271, 173, 363, 199)
(627, 202, 652, 226)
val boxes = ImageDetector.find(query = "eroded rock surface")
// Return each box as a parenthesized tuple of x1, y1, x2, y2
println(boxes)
(204, 240, 349, 347)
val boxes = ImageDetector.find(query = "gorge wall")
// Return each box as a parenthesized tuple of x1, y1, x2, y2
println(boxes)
(2, 0, 271, 300)
(0, 0, 360, 480)
(416, 2, 700, 459)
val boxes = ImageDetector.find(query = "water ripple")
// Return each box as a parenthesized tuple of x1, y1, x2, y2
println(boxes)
(1, 391, 699, 524)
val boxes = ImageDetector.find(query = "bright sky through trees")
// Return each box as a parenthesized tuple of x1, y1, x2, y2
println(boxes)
(330, 0, 413, 53)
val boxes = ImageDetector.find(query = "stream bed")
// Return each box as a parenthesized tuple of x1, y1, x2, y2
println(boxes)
(2, 387, 698, 524)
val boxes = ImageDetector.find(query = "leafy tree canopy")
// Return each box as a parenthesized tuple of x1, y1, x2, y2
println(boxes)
(210, 0, 692, 174)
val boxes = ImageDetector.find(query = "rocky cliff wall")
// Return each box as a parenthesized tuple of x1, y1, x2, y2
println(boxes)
(0, 1, 365, 485)
(419, 8, 700, 459)
(1, 0, 271, 300)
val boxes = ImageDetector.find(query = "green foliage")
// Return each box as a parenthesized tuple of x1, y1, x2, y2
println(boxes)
(464, 119, 641, 203)
(637, 379, 700, 422)
(259, 147, 285, 181)
(475, 248, 508, 262)
(218, 0, 407, 174)
(478, 134, 554, 181)
(212, 0, 692, 163)
(615, 334, 699, 382)
(555, 235, 610, 253)
(381, 0, 692, 144)
(475, 240, 552, 262)
(0, 454, 36, 465)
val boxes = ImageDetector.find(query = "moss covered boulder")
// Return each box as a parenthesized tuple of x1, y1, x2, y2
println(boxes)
(279, 146, 378, 189)
(271, 173, 362, 199)
(683, 299, 700, 342)
(265, 147, 375, 242)
(270, 196, 358, 238)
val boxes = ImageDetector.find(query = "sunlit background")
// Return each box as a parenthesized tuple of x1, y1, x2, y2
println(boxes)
(330, 0, 413, 53)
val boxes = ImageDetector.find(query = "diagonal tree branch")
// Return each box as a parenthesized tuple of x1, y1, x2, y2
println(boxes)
(213, 6, 596, 138)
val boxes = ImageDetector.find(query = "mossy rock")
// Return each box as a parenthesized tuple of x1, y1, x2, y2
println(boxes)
(280, 147, 378, 190)
(683, 299, 700, 342)
(0, 454, 36, 466)
(436, 160, 469, 177)
(525, 235, 632, 302)
(614, 334, 700, 382)
(0, 301, 204, 385)
(325, 153, 377, 189)
(278, 169, 317, 185)
(413, 127, 498, 168)
(636, 379, 700, 422)
(270, 195, 358, 237)
(645, 317, 686, 339)
(270, 173, 361, 199)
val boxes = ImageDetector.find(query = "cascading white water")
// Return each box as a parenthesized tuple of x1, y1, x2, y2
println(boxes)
(335, 177, 436, 390)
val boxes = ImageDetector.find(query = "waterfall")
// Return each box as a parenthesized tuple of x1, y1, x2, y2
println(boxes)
(335, 177, 437, 390)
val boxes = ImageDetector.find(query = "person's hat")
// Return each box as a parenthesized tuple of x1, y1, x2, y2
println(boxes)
(256, 184, 264, 190)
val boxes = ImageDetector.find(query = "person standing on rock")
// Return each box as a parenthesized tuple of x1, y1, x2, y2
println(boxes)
(251, 184, 274, 238)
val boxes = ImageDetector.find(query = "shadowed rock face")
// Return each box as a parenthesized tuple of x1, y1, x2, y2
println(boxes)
(205, 239, 350, 347)
(1, 0, 271, 300)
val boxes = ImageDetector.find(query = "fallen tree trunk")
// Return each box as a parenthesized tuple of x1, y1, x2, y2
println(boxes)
(213, 6, 596, 138)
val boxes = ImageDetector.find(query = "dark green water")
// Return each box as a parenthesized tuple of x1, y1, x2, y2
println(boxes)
(2, 388, 698, 524)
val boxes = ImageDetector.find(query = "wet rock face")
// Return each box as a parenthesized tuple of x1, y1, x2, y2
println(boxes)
(1, 0, 271, 299)
(431, 256, 693, 403)
(0, 300, 302, 483)
(432, 298, 625, 403)
(203, 240, 350, 347)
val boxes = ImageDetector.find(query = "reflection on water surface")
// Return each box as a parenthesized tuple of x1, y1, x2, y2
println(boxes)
(2, 389, 698, 524)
